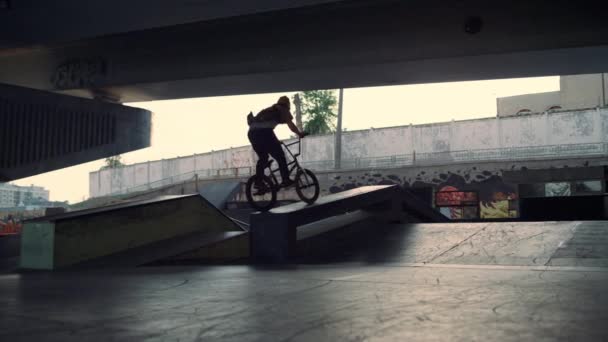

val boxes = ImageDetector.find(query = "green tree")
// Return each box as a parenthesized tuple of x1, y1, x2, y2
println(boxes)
(293, 90, 337, 135)
(101, 155, 124, 170)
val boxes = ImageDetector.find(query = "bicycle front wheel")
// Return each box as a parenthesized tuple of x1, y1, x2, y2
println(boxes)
(245, 175, 277, 212)
(295, 168, 320, 204)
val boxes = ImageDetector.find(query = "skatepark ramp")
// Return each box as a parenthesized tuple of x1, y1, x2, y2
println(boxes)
(20, 194, 247, 270)
(250, 185, 438, 263)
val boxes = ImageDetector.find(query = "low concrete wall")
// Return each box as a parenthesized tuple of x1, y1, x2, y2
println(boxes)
(85, 155, 608, 222)
(90, 108, 608, 198)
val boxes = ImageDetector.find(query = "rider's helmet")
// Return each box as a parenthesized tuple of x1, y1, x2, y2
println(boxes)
(277, 96, 291, 110)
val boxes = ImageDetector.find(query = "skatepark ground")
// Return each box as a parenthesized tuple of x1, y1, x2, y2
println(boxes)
(2, 220, 607, 341)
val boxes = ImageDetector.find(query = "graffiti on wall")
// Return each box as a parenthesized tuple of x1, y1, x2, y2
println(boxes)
(0, 216, 22, 235)
(545, 182, 571, 197)
(0, 209, 47, 235)
(326, 166, 519, 220)
(435, 187, 479, 220)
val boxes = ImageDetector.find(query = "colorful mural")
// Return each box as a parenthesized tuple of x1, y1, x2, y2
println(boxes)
(435, 187, 478, 206)
(326, 167, 519, 220)
(545, 182, 571, 197)
(0, 216, 22, 235)
(435, 186, 479, 220)
(0, 209, 47, 235)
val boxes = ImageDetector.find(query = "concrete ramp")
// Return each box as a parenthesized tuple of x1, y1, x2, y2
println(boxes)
(198, 181, 241, 209)
(75, 231, 249, 268)
(250, 185, 404, 262)
(20, 194, 247, 270)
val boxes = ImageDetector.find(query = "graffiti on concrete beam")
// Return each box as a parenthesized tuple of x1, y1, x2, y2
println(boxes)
(51, 58, 108, 89)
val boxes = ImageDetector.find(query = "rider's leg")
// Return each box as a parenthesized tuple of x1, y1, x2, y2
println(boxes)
(248, 129, 269, 183)
(267, 132, 292, 185)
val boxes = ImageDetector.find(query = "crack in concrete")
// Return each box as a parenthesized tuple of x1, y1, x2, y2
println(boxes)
(156, 278, 190, 292)
(279, 303, 360, 342)
(544, 222, 582, 266)
(424, 224, 491, 264)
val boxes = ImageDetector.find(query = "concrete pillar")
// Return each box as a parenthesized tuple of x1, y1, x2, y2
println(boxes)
(294, 93, 303, 131)
(409, 123, 415, 154)
(147, 161, 151, 189)
(335, 88, 344, 170)
(449, 119, 455, 151)
(544, 112, 550, 145)
(496, 116, 502, 148)
(97, 171, 101, 198)
(595, 108, 602, 143)
(602, 73, 608, 107)
(602, 108, 607, 144)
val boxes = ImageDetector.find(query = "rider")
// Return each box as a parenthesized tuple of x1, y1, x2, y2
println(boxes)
(247, 96, 306, 188)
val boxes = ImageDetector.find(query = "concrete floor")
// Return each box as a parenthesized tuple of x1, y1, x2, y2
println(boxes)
(2, 221, 608, 341)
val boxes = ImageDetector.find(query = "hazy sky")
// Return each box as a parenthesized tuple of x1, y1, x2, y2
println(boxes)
(13, 76, 559, 203)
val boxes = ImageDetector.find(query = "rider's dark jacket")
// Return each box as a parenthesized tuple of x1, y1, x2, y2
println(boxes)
(248, 104, 293, 130)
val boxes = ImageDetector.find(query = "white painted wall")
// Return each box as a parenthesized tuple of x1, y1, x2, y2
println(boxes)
(501, 114, 546, 147)
(560, 74, 607, 110)
(90, 108, 608, 197)
(497, 91, 561, 117)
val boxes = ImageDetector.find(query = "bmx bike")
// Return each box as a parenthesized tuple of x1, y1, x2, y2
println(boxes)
(245, 135, 320, 211)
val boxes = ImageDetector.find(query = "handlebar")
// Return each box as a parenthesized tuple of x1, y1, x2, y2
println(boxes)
(282, 132, 309, 157)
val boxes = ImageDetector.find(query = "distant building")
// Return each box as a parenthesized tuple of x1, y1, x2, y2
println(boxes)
(0, 183, 50, 208)
(496, 73, 608, 117)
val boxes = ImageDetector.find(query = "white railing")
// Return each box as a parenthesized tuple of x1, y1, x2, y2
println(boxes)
(101, 142, 608, 197)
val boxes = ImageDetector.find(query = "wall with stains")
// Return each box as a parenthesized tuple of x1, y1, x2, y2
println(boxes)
(90, 108, 608, 198)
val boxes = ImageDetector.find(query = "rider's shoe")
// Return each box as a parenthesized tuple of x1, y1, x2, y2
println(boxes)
(280, 179, 295, 188)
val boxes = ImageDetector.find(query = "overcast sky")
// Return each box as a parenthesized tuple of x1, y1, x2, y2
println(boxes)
(13, 76, 559, 203)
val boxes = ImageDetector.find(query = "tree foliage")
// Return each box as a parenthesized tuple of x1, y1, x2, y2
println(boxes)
(101, 155, 124, 170)
(293, 90, 337, 135)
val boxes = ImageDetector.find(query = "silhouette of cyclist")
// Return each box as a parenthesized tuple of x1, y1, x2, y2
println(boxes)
(247, 96, 305, 188)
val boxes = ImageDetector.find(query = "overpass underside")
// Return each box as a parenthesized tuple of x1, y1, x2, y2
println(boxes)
(0, 84, 150, 182)
(2, 0, 608, 179)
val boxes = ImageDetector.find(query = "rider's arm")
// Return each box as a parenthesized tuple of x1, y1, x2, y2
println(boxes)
(287, 120, 305, 138)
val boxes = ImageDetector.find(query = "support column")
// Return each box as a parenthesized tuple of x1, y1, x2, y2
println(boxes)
(410, 123, 415, 155)
(294, 93, 303, 131)
(496, 116, 502, 148)
(544, 111, 550, 145)
(334, 88, 344, 170)
(595, 108, 602, 143)
(193, 153, 197, 177)
(147, 161, 151, 189)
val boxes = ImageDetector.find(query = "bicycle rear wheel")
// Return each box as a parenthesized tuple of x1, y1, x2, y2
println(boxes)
(295, 168, 320, 204)
(245, 175, 277, 212)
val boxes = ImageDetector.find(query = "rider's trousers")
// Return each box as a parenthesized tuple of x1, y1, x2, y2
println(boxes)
(248, 128, 290, 182)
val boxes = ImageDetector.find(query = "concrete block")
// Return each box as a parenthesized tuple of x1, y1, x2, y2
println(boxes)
(20, 222, 55, 270)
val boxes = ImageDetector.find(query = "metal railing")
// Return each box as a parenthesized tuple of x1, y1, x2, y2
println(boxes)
(100, 142, 608, 197)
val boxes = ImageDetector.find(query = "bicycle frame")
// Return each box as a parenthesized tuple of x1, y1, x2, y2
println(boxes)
(266, 138, 303, 186)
